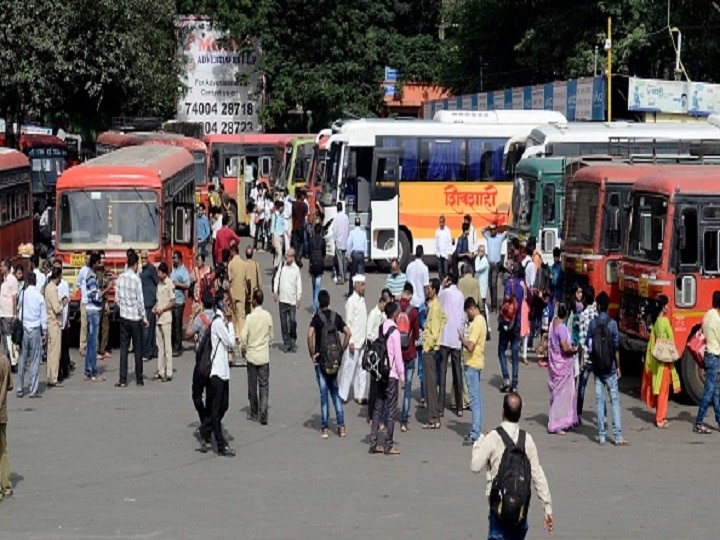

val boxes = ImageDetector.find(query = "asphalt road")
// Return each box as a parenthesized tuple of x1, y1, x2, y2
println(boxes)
(2, 252, 717, 539)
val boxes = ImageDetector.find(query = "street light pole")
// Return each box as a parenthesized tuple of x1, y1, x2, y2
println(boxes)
(594, 45, 598, 76)
(606, 17, 612, 121)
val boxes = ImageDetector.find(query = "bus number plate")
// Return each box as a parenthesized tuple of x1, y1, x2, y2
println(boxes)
(574, 258, 583, 273)
(639, 276, 649, 298)
(70, 253, 85, 267)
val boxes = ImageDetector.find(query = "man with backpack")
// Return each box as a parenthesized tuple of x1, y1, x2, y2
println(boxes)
(585, 292, 629, 446)
(339, 275, 368, 403)
(366, 289, 391, 423)
(471, 392, 554, 539)
(307, 289, 352, 439)
(398, 283, 420, 432)
(186, 292, 216, 434)
(308, 224, 327, 314)
(368, 301, 405, 455)
(498, 263, 524, 393)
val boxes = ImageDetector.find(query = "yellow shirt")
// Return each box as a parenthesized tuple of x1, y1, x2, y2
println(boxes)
(423, 297, 447, 353)
(239, 306, 273, 365)
(463, 315, 487, 370)
(155, 277, 175, 325)
(703, 308, 720, 356)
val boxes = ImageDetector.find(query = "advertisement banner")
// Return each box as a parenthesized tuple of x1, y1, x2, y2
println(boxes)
(512, 88, 524, 110)
(177, 17, 261, 133)
(553, 82, 567, 114)
(544, 83, 554, 110)
(493, 91, 505, 110)
(462, 94, 472, 110)
(523, 87, 532, 109)
(504, 89, 513, 110)
(566, 79, 577, 120)
(688, 82, 720, 115)
(479, 93, 488, 111)
(628, 77, 688, 113)
(592, 78, 606, 120)
(532, 86, 544, 109)
(575, 78, 594, 120)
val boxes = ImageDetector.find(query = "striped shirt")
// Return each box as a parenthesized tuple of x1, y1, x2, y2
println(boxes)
(116, 268, 146, 322)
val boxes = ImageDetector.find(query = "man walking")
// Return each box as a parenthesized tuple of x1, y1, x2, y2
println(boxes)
(308, 289, 352, 439)
(421, 278, 446, 430)
(44, 268, 63, 388)
(339, 275, 368, 403)
(695, 291, 720, 434)
(240, 289, 273, 425)
(434, 215, 453, 281)
(245, 246, 263, 316)
(366, 289, 391, 422)
(308, 223, 327, 313)
(384, 258, 406, 301)
(398, 283, 420, 432)
(228, 242, 249, 340)
(186, 293, 215, 430)
(291, 189, 309, 265)
(115, 251, 148, 388)
(140, 250, 159, 363)
(76, 251, 92, 357)
(197, 203, 211, 258)
(346, 217, 367, 296)
(52, 259, 71, 381)
(270, 200, 286, 268)
(0, 351, 12, 502)
(586, 292, 629, 446)
(460, 298, 487, 445)
(369, 301, 404, 455)
(170, 251, 190, 357)
(273, 248, 302, 352)
(454, 222, 473, 274)
(153, 262, 175, 382)
(439, 273, 465, 417)
(0, 259, 18, 366)
(577, 286, 597, 419)
(471, 393, 554, 539)
(498, 264, 524, 393)
(333, 201, 349, 284)
(16, 273, 46, 398)
(482, 223, 508, 313)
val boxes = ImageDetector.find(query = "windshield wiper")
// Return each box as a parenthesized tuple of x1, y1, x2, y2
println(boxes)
(133, 187, 157, 228)
(80, 188, 104, 229)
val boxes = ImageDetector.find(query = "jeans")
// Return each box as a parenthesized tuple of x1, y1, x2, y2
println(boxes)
(465, 366, 482, 440)
(279, 302, 297, 349)
(119, 318, 143, 384)
(436, 256, 449, 282)
(198, 240, 207, 258)
(247, 363, 270, 422)
(488, 513, 529, 540)
(595, 371, 623, 443)
(498, 329, 520, 389)
(84, 310, 100, 378)
(171, 303, 184, 353)
(348, 251, 365, 296)
(577, 363, 593, 416)
(311, 274, 322, 314)
(400, 358, 416, 424)
(370, 378, 399, 452)
(143, 307, 157, 360)
(695, 353, 720, 426)
(315, 365, 344, 429)
(17, 327, 43, 396)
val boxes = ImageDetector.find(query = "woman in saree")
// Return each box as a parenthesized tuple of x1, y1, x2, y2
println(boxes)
(547, 302, 579, 434)
(641, 295, 681, 429)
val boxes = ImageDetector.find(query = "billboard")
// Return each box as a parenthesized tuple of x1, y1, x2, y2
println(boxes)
(177, 16, 261, 134)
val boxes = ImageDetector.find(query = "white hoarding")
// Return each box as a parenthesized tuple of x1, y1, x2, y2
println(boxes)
(177, 17, 261, 134)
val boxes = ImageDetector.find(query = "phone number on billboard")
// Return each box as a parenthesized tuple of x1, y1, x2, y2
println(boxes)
(183, 102, 254, 116)
(202, 121, 255, 134)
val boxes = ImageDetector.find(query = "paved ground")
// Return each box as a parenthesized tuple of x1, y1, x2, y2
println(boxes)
(2, 252, 718, 539)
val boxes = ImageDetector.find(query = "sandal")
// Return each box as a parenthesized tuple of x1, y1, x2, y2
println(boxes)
(656, 420, 670, 429)
(91, 376, 105, 382)
(385, 447, 400, 455)
(368, 445, 384, 454)
(614, 439, 631, 446)
(421, 422, 441, 430)
(694, 424, 712, 435)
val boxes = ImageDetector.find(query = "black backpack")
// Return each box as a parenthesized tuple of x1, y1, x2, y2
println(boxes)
(318, 311, 343, 375)
(363, 325, 396, 382)
(196, 315, 221, 378)
(309, 236, 325, 275)
(489, 426, 532, 526)
(591, 316, 615, 374)
(534, 262, 551, 291)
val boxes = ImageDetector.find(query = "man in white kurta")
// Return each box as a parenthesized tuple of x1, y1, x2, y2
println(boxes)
(339, 274, 368, 403)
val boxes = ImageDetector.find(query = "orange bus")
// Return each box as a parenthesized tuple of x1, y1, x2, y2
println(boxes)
(0, 149, 33, 263)
(55, 145, 196, 321)
(619, 169, 720, 403)
(96, 131, 208, 202)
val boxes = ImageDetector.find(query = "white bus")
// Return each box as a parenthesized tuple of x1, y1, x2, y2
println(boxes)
(319, 114, 568, 268)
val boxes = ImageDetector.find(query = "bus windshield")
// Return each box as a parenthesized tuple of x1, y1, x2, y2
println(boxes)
(29, 154, 65, 193)
(512, 174, 537, 231)
(58, 189, 160, 250)
(625, 194, 668, 264)
(192, 151, 207, 187)
(565, 184, 599, 246)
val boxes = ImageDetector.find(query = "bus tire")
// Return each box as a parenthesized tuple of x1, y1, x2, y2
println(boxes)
(681, 348, 705, 405)
(397, 229, 411, 270)
(376, 230, 411, 272)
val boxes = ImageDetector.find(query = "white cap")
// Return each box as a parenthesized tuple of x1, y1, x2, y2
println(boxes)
(352, 274, 366, 284)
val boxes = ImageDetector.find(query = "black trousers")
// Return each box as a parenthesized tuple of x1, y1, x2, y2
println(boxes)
(348, 251, 365, 296)
(119, 318, 143, 384)
(59, 326, 70, 380)
(370, 378, 399, 451)
(438, 346, 462, 415)
(200, 376, 229, 450)
(247, 363, 270, 421)
(489, 262, 502, 311)
(191, 365, 210, 427)
(292, 228, 304, 260)
(279, 302, 297, 348)
(171, 304, 184, 353)
(143, 307, 157, 359)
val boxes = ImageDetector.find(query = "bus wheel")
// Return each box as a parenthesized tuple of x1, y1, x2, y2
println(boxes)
(681, 349, 705, 405)
(377, 230, 411, 271)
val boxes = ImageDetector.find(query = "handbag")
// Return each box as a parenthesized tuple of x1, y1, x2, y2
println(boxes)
(10, 291, 24, 346)
(652, 337, 679, 364)
(688, 330, 706, 368)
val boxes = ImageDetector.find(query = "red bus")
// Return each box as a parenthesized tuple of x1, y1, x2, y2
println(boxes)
(306, 130, 331, 222)
(204, 133, 309, 229)
(0, 133, 67, 208)
(55, 145, 196, 321)
(96, 131, 208, 203)
(0, 149, 33, 263)
(619, 169, 720, 403)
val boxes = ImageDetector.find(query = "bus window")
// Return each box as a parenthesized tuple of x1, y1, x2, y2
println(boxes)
(604, 192, 622, 250)
(174, 207, 193, 244)
(703, 230, 720, 274)
(680, 207, 698, 266)
(260, 156, 272, 178)
(542, 184, 555, 224)
(224, 157, 238, 178)
(422, 139, 466, 182)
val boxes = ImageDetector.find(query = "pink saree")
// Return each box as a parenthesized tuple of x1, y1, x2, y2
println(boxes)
(547, 320, 578, 433)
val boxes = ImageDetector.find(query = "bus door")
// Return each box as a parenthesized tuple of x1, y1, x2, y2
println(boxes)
(539, 178, 560, 261)
(368, 148, 400, 260)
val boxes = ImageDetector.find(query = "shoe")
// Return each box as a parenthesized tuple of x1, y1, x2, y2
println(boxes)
(153, 373, 162, 381)
(165, 377, 172, 382)
(499, 383, 511, 393)
(172, 351, 181, 357)
(199, 441, 209, 453)
(28, 394, 42, 399)
(385, 447, 400, 455)
(400, 424, 408, 432)
(510, 387, 517, 393)
(463, 435, 476, 446)
(142, 357, 150, 363)
(16, 392, 23, 398)
(136, 380, 144, 386)
(220, 447, 236, 457)
(368, 445, 384, 454)
(319, 428, 329, 439)
(337, 426, 346, 438)
(247, 414, 258, 422)
(115, 382, 127, 388)
(260, 417, 268, 426)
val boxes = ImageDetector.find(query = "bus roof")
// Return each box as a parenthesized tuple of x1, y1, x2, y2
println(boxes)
(572, 163, 720, 186)
(528, 121, 720, 145)
(633, 167, 720, 196)
(515, 156, 568, 177)
(433, 109, 567, 125)
(0, 147, 30, 170)
(276, 137, 315, 150)
(203, 134, 309, 146)
(58, 146, 193, 189)
(97, 131, 207, 153)
(11, 134, 67, 150)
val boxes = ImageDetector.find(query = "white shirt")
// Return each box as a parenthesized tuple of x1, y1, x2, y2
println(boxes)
(366, 306, 386, 342)
(475, 256, 490, 299)
(212, 215, 223, 239)
(406, 258, 429, 308)
(347, 226, 368, 255)
(523, 255, 536, 288)
(467, 224, 477, 253)
(210, 310, 235, 381)
(34, 269, 46, 293)
(435, 226, 453, 258)
(334, 211, 350, 251)
(58, 278, 70, 327)
(345, 292, 368, 347)
(116, 268, 146, 322)
(273, 262, 302, 304)
(77, 265, 89, 305)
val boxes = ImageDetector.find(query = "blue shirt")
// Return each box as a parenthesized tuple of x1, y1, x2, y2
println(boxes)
(550, 262, 562, 301)
(171, 265, 190, 306)
(85, 270, 103, 312)
(347, 226, 367, 256)
(270, 212, 286, 237)
(585, 312, 619, 375)
(504, 277, 524, 327)
(77, 265, 90, 305)
(19, 285, 47, 333)
(483, 231, 507, 264)
(197, 214, 211, 243)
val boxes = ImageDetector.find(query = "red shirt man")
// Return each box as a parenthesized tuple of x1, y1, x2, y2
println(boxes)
(398, 294, 420, 362)
(214, 225, 241, 263)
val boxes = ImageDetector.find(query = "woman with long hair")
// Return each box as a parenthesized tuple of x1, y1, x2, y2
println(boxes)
(641, 295, 681, 428)
(547, 302, 579, 434)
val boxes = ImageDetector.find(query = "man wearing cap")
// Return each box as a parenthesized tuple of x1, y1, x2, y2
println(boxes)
(340, 274, 368, 403)
(482, 223, 508, 313)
